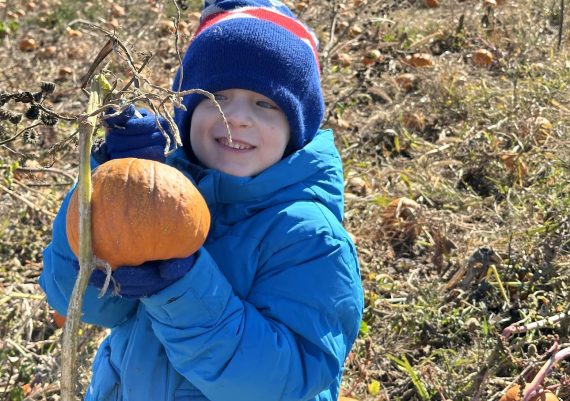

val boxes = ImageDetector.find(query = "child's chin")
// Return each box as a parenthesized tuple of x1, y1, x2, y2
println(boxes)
(217, 164, 256, 177)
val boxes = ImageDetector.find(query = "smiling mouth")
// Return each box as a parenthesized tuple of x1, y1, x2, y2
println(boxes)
(217, 137, 254, 150)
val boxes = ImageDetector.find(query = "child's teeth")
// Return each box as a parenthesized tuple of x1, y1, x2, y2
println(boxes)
(221, 138, 251, 149)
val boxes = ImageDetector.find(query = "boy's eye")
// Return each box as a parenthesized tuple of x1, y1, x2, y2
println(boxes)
(256, 100, 278, 110)
(213, 93, 227, 101)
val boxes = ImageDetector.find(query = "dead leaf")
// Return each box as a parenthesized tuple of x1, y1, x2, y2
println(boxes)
(346, 175, 370, 196)
(38, 45, 57, 59)
(337, 53, 352, 67)
(402, 111, 426, 132)
(522, 116, 552, 145)
(380, 198, 422, 247)
(363, 49, 382, 65)
(158, 20, 175, 36)
(65, 27, 83, 38)
(500, 152, 528, 183)
(111, 3, 125, 17)
(349, 25, 363, 37)
(367, 86, 392, 103)
(394, 73, 417, 92)
(58, 66, 74, 78)
(405, 53, 434, 68)
(471, 49, 493, 67)
(105, 18, 121, 30)
(19, 37, 38, 52)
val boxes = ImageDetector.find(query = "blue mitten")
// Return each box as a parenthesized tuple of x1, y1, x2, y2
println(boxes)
(104, 104, 173, 162)
(85, 254, 196, 298)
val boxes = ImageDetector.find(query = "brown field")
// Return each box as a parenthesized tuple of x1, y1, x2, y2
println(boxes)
(1, 0, 570, 400)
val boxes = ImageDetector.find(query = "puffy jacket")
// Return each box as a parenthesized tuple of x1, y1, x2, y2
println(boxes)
(39, 129, 364, 401)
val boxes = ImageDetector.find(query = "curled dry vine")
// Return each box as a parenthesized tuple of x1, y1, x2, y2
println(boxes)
(48, 17, 231, 399)
(1, 4, 232, 395)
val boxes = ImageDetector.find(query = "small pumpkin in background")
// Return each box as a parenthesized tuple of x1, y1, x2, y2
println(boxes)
(405, 53, 434, 68)
(66, 158, 210, 269)
(471, 49, 493, 67)
(424, 0, 440, 7)
(52, 311, 66, 328)
(19, 37, 38, 52)
(499, 384, 560, 401)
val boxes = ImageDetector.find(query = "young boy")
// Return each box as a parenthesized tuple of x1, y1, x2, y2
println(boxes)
(39, 1, 364, 400)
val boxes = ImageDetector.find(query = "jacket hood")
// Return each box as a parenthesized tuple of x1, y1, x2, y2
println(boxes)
(167, 129, 344, 225)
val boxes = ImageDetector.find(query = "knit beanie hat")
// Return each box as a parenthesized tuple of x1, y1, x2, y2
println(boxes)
(172, 0, 325, 157)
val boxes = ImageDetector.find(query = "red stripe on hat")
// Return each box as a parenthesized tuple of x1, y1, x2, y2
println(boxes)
(194, 7, 319, 67)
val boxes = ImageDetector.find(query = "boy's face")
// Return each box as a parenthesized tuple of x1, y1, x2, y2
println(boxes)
(190, 89, 291, 177)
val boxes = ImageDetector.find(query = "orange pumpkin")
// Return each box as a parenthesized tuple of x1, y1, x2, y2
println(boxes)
(66, 158, 210, 269)
(500, 384, 559, 401)
(406, 53, 434, 68)
(52, 311, 66, 328)
(471, 49, 494, 67)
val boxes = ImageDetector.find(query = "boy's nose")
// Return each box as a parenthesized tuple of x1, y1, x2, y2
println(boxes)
(223, 101, 253, 127)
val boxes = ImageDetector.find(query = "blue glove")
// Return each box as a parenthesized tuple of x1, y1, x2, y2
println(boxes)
(104, 104, 173, 162)
(84, 254, 196, 298)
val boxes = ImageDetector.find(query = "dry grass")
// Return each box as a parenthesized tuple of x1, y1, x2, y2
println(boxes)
(1, 0, 570, 400)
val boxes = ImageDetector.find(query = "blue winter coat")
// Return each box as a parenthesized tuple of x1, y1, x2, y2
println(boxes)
(39, 129, 364, 401)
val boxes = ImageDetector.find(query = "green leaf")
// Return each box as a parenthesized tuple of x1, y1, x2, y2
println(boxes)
(95, 74, 113, 99)
(388, 354, 430, 400)
(367, 380, 381, 396)
(360, 320, 369, 335)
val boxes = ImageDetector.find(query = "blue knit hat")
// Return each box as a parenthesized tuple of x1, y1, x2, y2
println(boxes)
(172, 0, 325, 156)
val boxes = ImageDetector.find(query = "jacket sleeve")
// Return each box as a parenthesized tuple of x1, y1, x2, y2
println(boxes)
(39, 184, 138, 328)
(141, 233, 363, 401)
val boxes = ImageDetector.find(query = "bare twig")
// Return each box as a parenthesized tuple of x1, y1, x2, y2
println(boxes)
(0, 183, 56, 218)
(170, 0, 185, 94)
(71, 21, 233, 150)
(557, 0, 565, 50)
(502, 310, 570, 338)
(522, 346, 570, 401)
(117, 52, 153, 95)
(0, 122, 42, 146)
(36, 104, 76, 121)
(12, 166, 76, 183)
(320, 1, 339, 70)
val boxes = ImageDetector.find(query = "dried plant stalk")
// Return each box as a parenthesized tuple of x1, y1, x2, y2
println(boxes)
(60, 75, 107, 401)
